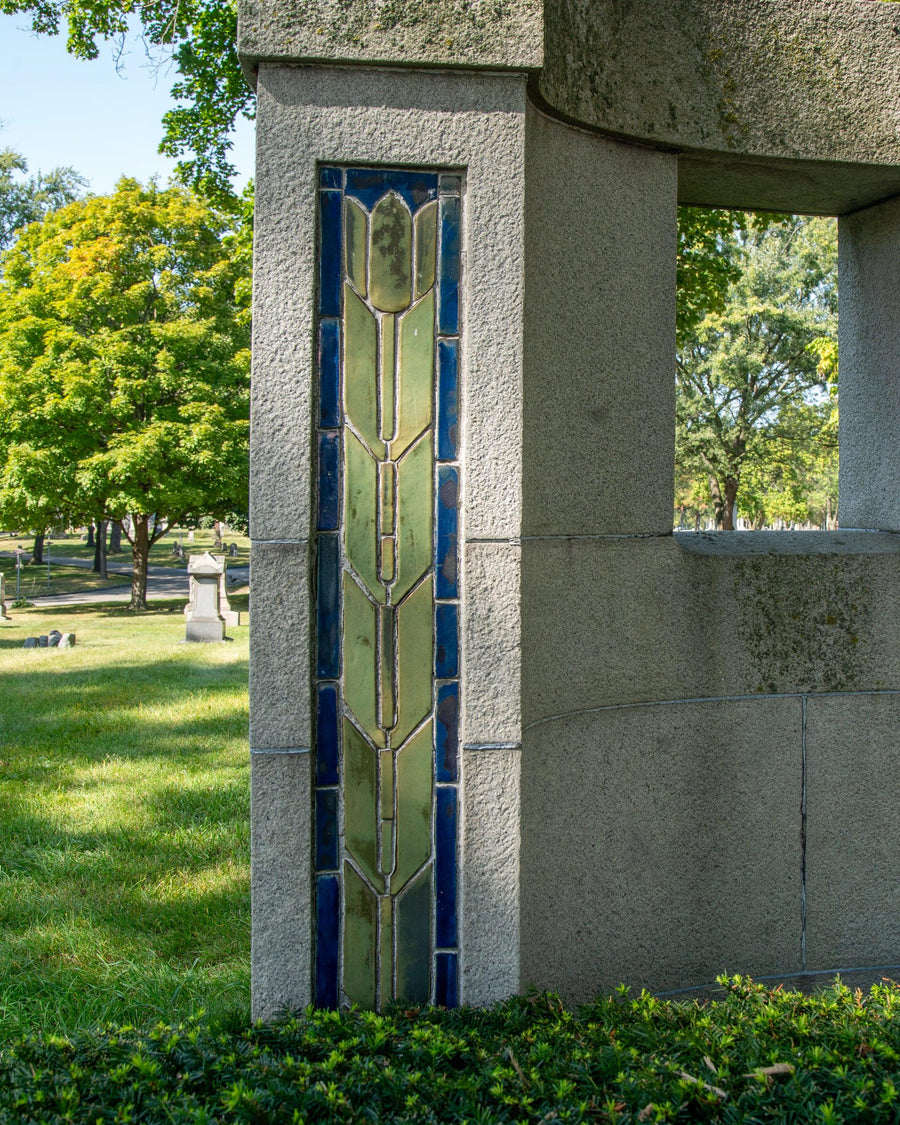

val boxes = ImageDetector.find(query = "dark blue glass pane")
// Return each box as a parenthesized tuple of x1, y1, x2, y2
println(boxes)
(345, 168, 438, 213)
(317, 431, 340, 531)
(435, 952, 458, 1007)
(438, 195, 460, 335)
(316, 788, 339, 871)
(316, 874, 340, 1008)
(316, 684, 340, 785)
(435, 682, 458, 784)
(437, 339, 458, 461)
(436, 467, 458, 599)
(319, 319, 340, 427)
(435, 604, 458, 679)
(435, 787, 458, 948)
(319, 166, 342, 189)
(316, 533, 340, 679)
(319, 190, 342, 317)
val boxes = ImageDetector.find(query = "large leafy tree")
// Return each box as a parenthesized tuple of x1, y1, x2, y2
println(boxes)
(0, 178, 251, 608)
(0, 148, 87, 252)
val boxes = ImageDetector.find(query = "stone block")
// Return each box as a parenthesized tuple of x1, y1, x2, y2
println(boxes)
(519, 698, 802, 1001)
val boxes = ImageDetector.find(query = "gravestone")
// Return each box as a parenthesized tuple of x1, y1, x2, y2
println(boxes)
(0, 574, 8, 620)
(241, 0, 900, 1017)
(184, 552, 226, 642)
(219, 568, 240, 629)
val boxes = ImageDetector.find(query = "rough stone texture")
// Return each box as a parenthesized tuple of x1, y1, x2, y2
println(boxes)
(461, 748, 521, 1005)
(805, 693, 900, 973)
(838, 195, 900, 532)
(539, 0, 900, 214)
(521, 533, 900, 727)
(249, 540, 311, 750)
(238, 0, 542, 78)
(251, 751, 313, 1018)
(523, 105, 676, 537)
(462, 541, 521, 748)
(520, 698, 802, 1000)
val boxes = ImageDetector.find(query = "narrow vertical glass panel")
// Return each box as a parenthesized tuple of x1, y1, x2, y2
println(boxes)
(434, 952, 458, 1008)
(343, 863, 377, 1008)
(368, 192, 412, 313)
(380, 749, 395, 820)
(434, 603, 458, 679)
(344, 197, 368, 297)
(379, 605, 395, 731)
(316, 533, 340, 679)
(379, 896, 393, 1011)
(317, 431, 340, 532)
(395, 435, 434, 602)
(319, 319, 341, 428)
(315, 874, 340, 1008)
(380, 461, 396, 534)
(438, 174, 461, 195)
(379, 314, 396, 442)
(343, 284, 379, 451)
(415, 201, 437, 299)
(437, 339, 458, 461)
(393, 292, 434, 458)
(436, 466, 459, 599)
(343, 718, 383, 891)
(438, 195, 460, 335)
(319, 190, 342, 317)
(343, 429, 380, 600)
(435, 787, 458, 948)
(315, 788, 339, 871)
(435, 682, 458, 784)
(396, 867, 431, 1004)
(394, 578, 434, 746)
(380, 537, 396, 584)
(320, 166, 342, 189)
(316, 684, 339, 785)
(342, 576, 382, 746)
(393, 720, 433, 892)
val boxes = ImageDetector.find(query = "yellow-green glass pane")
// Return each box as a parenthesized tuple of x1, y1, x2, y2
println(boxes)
(342, 575, 383, 747)
(379, 605, 395, 731)
(343, 284, 379, 450)
(394, 578, 433, 746)
(380, 313, 396, 443)
(343, 862, 377, 1008)
(380, 749, 395, 821)
(393, 719, 433, 892)
(396, 866, 431, 1004)
(344, 197, 368, 297)
(393, 291, 434, 459)
(379, 895, 393, 1010)
(368, 192, 412, 313)
(343, 717, 383, 891)
(344, 429, 381, 601)
(414, 201, 437, 299)
(395, 433, 434, 602)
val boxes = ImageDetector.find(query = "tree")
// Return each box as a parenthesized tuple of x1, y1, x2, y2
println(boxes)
(675, 214, 837, 530)
(0, 178, 251, 608)
(0, 148, 87, 251)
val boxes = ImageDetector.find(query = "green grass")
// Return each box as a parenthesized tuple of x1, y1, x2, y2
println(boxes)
(0, 525, 251, 571)
(0, 603, 250, 1042)
(0, 557, 127, 598)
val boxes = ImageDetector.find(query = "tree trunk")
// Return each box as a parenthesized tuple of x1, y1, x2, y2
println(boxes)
(86, 523, 95, 549)
(32, 532, 44, 565)
(213, 520, 223, 551)
(129, 515, 150, 610)
(710, 475, 739, 530)
(92, 518, 108, 577)
(108, 520, 124, 554)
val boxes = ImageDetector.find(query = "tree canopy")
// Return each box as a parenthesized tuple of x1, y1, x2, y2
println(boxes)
(0, 148, 87, 251)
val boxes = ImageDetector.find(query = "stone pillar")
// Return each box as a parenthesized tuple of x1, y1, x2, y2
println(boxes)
(184, 552, 226, 642)
(0, 573, 8, 619)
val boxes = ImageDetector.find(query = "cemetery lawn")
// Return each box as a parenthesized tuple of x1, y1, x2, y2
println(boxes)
(0, 526, 251, 571)
(0, 556, 127, 599)
(0, 602, 250, 1042)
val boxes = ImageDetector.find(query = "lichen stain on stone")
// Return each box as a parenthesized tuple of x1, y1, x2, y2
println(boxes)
(733, 555, 871, 694)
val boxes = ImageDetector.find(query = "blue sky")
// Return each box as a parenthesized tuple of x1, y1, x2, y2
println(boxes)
(0, 13, 254, 193)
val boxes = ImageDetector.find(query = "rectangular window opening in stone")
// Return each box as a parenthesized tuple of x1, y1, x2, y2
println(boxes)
(675, 208, 839, 532)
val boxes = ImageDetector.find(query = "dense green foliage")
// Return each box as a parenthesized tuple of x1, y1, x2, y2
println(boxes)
(3, 978, 900, 1122)
(0, 149, 87, 252)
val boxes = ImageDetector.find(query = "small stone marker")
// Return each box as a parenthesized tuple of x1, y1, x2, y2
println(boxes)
(228, 542, 238, 557)
(48, 630, 62, 647)
(59, 633, 76, 648)
(184, 552, 227, 641)
(22, 637, 38, 648)
(0, 573, 8, 620)
(38, 635, 48, 647)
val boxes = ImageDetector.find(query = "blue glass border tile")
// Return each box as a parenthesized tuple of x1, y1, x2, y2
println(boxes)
(316, 533, 340, 679)
(316, 789, 339, 871)
(435, 787, 458, 948)
(316, 684, 340, 785)
(319, 166, 342, 190)
(435, 604, 458, 679)
(435, 682, 458, 784)
(437, 339, 458, 462)
(316, 874, 340, 1008)
(319, 319, 340, 428)
(438, 195, 460, 335)
(319, 190, 342, 317)
(317, 431, 340, 532)
(435, 952, 458, 1007)
(345, 168, 438, 213)
(436, 467, 458, 599)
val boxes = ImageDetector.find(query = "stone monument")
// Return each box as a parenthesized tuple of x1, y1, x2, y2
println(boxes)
(0, 573, 8, 620)
(184, 552, 227, 642)
(241, 0, 900, 1018)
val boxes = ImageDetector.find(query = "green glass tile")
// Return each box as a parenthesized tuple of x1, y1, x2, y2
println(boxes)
(343, 862, 377, 1008)
(343, 283, 380, 451)
(415, 201, 437, 299)
(344, 430, 380, 601)
(369, 192, 412, 313)
(395, 434, 434, 602)
(379, 895, 393, 1010)
(344, 197, 368, 297)
(343, 718, 383, 890)
(380, 536, 396, 584)
(396, 866, 432, 1004)
(380, 749, 395, 820)
(394, 578, 433, 746)
(379, 605, 395, 731)
(380, 313, 396, 442)
(393, 719, 433, 892)
(393, 291, 435, 459)
(380, 461, 396, 535)
(342, 575, 383, 747)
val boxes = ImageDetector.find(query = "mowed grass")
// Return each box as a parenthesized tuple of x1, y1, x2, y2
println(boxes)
(0, 557, 127, 599)
(0, 603, 250, 1042)
(0, 526, 251, 571)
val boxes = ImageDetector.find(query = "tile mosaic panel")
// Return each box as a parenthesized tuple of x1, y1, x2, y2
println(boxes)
(314, 166, 461, 1009)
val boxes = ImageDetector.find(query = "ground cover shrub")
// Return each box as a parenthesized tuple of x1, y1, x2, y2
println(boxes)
(2, 977, 900, 1123)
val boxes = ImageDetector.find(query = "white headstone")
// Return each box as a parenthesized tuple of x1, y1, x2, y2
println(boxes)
(184, 552, 226, 642)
